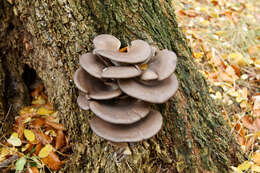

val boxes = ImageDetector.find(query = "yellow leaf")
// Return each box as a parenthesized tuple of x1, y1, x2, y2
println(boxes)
(24, 129, 35, 142)
(7, 133, 22, 147)
(11, 132, 18, 138)
(37, 107, 54, 116)
(140, 64, 148, 71)
(252, 152, 260, 165)
(251, 164, 260, 172)
(22, 144, 30, 152)
(38, 144, 52, 158)
(0, 147, 18, 162)
(229, 53, 248, 66)
(20, 107, 35, 115)
(237, 161, 251, 171)
(193, 52, 204, 59)
(215, 31, 225, 36)
(32, 96, 46, 105)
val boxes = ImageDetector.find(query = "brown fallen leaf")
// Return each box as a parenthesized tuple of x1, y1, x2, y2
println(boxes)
(34, 143, 43, 155)
(55, 130, 65, 150)
(31, 118, 45, 129)
(26, 167, 40, 173)
(45, 121, 65, 131)
(42, 152, 64, 170)
(33, 130, 52, 144)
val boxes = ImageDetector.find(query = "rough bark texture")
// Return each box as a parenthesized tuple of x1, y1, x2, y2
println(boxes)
(0, 0, 245, 172)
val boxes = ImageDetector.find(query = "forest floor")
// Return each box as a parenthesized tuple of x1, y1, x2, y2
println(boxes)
(173, 0, 260, 172)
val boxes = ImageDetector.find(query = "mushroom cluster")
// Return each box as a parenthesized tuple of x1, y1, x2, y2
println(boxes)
(73, 34, 178, 142)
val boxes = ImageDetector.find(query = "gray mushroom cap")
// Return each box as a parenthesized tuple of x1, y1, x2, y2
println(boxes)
(144, 49, 177, 81)
(90, 110, 162, 142)
(93, 34, 121, 51)
(73, 67, 90, 93)
(101, 66, 142, 79)
(74, 67, 122, 100)
(94, 40, 152, 64)
(89, 98, 150, 124)
(140, 69, 158, 81)
(79, 53, 105, 78)
(77, 93, 90, 110)
(118, 73, 179, 103)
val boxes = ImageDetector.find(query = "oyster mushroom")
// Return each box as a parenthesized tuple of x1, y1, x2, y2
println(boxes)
(79, 53, 105, 78)
(89, 98, 150, 124)
(95, 40, 152, 64)
(73, 67, 90, 93)
(140, 69, 158, 81)
(77, 93, 90, 110)
(74, 34, 179, 143)
(74, 67, 122, 100)
(118, 73, 179, 103)
(101, 66, 142, 79)
(90, 110, 162, 142)
(93, 34, 121, 51)
(141, 49, 177, 81)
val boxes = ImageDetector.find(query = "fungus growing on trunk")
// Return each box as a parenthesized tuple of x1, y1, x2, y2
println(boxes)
(73, 34, 179, 142)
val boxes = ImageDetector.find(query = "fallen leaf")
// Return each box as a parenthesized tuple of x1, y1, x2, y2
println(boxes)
(22, 144, 31, 152)
(251, 164, 260, 172)
(13, 117, 25, 138)
(37, 107, 54, 116)
(193, 52, 204, 59)
(42, 152, 63, 170)
(33, 130, 52, 144)
(119, 47, 127, 52)
(252, 152, 260, 165)
(237, 161, 251, 171)
(32, 96, 46, 105)
(7, 133, 22, 147)
(229, 53, 248, 66)
(26, 167, 40, 173)
(241, 116, 254, 130)
(45, 120, 65, 131)
(15, 157, 27, 171)
(31, 118, 45, 129)
(34, 143, 43, 155)
(24, 129, 35, 142)
(55, 130, 65, 150)
(38, 144, 52, 158)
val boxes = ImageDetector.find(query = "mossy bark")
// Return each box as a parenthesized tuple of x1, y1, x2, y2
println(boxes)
(0, 0, 245, 172)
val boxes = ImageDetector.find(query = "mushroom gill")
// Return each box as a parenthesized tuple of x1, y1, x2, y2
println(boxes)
(73, 34, 179, 142)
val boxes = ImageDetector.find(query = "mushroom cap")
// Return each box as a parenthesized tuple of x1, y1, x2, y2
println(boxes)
(118, 73, 178, 103)
(101, 66, 142, 79)
(93, 34, 121, 51)
(90, 110, 162, 142)
(77, 94, 90, 110)
(89, 98, 150, 124)
(95, 40, 152, 64)
(74, 67, 122, 100)
(146, 49, 177, 81)
(73, 68, 90, 93)
(79, 53, 105, 78)
(140, 69, 158, 81)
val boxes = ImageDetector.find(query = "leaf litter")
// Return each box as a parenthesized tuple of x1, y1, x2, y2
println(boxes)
(173, 0, 259, 172)
(0, 83, 69, 172)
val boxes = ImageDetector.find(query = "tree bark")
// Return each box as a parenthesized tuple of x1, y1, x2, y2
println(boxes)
(0, 0, 245, 172)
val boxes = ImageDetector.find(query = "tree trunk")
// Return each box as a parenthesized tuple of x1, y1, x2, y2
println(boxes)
(0, 0, 245, 172)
